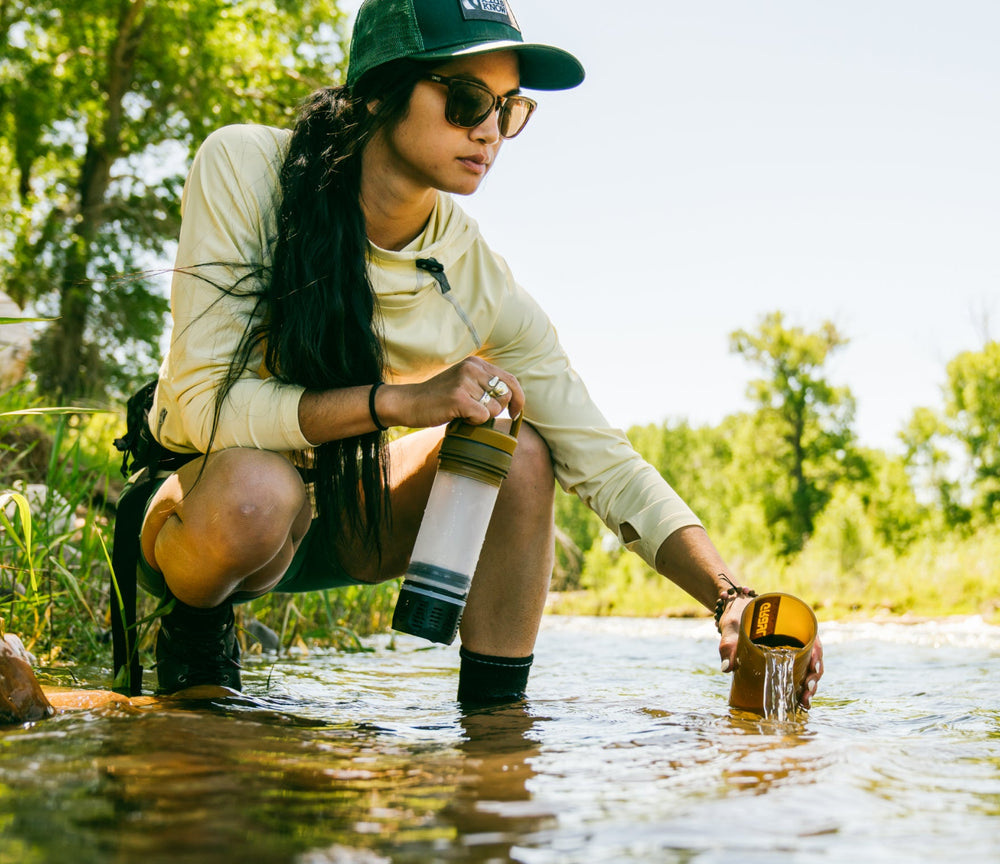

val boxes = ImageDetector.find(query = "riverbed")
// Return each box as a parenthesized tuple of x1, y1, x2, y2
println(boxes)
(1, 614, 998, 863)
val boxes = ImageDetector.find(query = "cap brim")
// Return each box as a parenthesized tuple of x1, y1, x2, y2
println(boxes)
(412, 39, 585, 91)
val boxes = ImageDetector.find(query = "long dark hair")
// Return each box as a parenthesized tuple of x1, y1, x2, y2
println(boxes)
(218, 62, 426, 561)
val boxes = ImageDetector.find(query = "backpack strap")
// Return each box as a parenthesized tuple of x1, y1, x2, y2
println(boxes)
(110, 469, 155, 695)
(110, 379, 197, 695)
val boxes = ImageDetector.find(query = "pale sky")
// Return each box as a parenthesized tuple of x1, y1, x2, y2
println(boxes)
(356, 0, 999, 454)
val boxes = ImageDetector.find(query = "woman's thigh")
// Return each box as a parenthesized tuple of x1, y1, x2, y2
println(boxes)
(335, 425, 446, 583)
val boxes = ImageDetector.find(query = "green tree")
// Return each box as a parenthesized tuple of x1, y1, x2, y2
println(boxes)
(729, 311, 858, 554)
(943, 340, 1000, 521)
(899, 405, 970, 529)
(1, 0, 346, 401)
(851, 446, 927, 553)
(552, 485, 601, 590)
(628, 418, 742, 540)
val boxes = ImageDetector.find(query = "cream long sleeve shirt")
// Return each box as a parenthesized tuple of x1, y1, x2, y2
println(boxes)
(151, 124, 701, 569)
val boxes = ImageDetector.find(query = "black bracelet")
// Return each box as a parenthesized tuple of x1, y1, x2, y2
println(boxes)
(369, 381, 388, 432)
(714, 573, 757, 632)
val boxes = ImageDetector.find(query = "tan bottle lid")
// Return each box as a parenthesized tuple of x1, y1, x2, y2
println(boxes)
(438, 414, 522, 487)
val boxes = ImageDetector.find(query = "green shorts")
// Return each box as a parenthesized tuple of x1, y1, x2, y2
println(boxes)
(136, 476, 365, 601)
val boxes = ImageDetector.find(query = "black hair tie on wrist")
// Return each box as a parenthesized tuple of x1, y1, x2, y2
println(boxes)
(369, 381, 388, 432)
(714, 573, 757, 632)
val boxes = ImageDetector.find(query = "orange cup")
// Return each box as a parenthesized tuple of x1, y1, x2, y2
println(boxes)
(728, 593, 818, 713)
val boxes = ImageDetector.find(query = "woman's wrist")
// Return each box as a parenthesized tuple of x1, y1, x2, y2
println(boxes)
(369, 382, 388, 431)
(713, 574, 757, 632)
(298, 385, 391, 445)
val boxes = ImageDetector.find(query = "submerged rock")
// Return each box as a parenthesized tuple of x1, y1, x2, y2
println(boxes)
(244, 616, 281, 653)
(0, 633, 54, 724)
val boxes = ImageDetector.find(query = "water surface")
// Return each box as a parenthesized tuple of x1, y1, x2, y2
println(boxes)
(1, 615, 998, 863)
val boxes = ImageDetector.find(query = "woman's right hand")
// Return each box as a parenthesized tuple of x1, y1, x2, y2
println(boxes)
(380, 357, 523, 429)
(299, 358, 523, 444)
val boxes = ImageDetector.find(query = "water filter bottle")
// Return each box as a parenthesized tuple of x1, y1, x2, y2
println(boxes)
(392, 415, 521, 644)
(729, 593, 818, 714)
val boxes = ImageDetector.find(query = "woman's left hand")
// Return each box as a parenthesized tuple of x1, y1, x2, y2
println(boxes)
(799, 638, 824, 708)
(717, 597, 824, 709)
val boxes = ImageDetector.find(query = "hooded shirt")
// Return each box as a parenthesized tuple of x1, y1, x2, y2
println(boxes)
(152, 124, 701, 569)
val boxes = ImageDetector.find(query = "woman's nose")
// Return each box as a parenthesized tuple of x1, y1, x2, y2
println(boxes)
(471, 104, 502, 144)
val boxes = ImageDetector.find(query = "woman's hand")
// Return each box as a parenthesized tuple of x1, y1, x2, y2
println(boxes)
(799, 637, 824, 709)
(380, 357, 523, 429)
(298, 358, 522, 445)
(717, 593, 752, 674)
(717, 597, 824, 709)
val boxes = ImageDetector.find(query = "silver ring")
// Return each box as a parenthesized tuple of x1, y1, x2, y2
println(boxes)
(487, 376, 501, 389)
(490, 380, 510, 398)
(478, 390, 492, 406)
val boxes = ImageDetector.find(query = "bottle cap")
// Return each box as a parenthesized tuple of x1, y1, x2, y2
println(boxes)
(438, 415, 522, 487)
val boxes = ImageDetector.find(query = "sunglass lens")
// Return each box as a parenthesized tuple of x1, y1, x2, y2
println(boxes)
(446, 81, 494, 128)
(499, 98, 535, 138)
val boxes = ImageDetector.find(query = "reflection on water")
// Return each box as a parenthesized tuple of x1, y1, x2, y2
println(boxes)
(2, 615, 999, 863)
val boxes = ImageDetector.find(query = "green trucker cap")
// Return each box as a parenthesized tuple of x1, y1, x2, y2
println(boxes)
(346, 0, 585, 92)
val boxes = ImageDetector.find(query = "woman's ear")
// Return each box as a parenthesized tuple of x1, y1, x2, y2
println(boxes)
(366, 99, 381, 116)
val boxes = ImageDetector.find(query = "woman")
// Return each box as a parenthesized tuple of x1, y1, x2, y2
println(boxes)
(139, 0, 823, 706)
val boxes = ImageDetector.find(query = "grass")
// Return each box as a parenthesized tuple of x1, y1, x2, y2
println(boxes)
(0, 392, 397, 672)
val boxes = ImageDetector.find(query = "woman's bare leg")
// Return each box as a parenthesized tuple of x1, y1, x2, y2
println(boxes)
(459, 424, 556, 657)
(140, 425, 555, 696)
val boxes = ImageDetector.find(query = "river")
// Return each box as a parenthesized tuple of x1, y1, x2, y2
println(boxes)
(1, 614, 998, 863)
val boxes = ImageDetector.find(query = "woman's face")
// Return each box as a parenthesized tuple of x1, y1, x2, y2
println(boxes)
(373, 50, 522, 197)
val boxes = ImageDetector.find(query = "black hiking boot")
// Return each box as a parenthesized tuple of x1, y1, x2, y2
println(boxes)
(155, 599, 242, 694)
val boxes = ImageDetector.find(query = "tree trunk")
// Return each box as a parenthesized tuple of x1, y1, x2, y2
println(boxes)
(43, 0, 146, 400)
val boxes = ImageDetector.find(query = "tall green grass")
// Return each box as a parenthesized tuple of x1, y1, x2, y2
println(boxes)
(0, 388, 397, 674)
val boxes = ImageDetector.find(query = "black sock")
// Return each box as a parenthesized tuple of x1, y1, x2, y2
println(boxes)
(159, 595, 234, 631)
(457, 646, 533, 707)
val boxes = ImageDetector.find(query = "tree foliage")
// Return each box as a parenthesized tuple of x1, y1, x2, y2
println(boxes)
(901, 339, 1000, 526)
(729, 311, 858, 553)
(1, 0, 347, 401)
(944, 340, 1000, 520)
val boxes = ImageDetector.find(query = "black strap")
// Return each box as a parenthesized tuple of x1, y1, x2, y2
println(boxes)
(109, 378, 199, 695)
(110, 470, 154, 695)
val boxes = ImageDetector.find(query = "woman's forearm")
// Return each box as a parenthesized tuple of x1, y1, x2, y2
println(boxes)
(654, 525, 734, 611)
(297, 385, 382, 445)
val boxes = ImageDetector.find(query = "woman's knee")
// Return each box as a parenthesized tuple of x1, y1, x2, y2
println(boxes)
(165, 450, 309, 570)
(207, 452, 307, 549)
(504, 422, 555, 511)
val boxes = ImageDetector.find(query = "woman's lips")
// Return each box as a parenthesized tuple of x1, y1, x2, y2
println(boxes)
(458, 154, 489, 175)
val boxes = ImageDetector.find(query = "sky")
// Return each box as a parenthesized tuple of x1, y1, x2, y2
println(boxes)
(341, 0, 998, 453)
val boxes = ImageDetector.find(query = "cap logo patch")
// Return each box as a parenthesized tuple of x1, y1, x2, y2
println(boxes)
(460, 0, 520, 31)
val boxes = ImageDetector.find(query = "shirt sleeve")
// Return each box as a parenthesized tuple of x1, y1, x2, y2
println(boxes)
(481, 262, 702, 569)
(153, 125, 312, 454)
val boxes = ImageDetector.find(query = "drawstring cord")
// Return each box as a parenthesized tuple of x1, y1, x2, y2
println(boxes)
(416, 258, 482, 348)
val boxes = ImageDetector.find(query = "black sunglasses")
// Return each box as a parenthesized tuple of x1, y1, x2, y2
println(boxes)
(423, 73, 537, 139)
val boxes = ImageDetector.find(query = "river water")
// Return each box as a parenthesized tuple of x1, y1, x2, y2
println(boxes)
(1, 614, 999, 863)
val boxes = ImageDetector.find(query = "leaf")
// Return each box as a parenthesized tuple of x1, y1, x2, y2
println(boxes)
(0, 407, 110, 417)
(0, 490, 37, 592)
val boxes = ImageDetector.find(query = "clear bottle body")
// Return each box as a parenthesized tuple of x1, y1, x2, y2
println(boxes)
(392, 470, 501, 644)
(410, 471, 500, 577)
